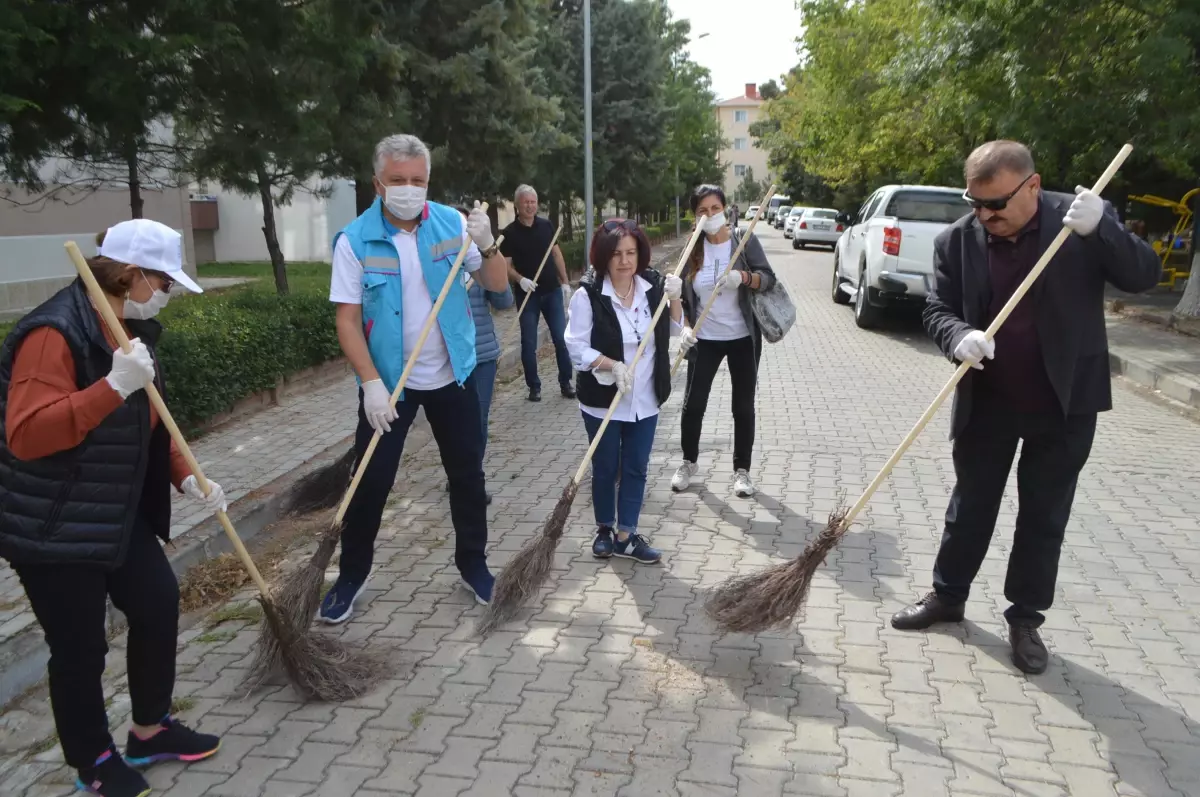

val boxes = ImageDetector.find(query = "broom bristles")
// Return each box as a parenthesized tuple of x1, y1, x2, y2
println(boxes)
(476, 480, 579, 636)
(281, 446, 357, 516)
(703, 504, 850, 634)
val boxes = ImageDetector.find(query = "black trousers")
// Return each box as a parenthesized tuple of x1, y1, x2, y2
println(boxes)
(932, 401, 1097, 626)
(14, 515, 179, 770)
(340, 374, 488, 581)
(681, 336, 760, 472)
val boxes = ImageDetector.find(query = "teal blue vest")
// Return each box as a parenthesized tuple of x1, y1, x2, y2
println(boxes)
(333, 198, 477, 396)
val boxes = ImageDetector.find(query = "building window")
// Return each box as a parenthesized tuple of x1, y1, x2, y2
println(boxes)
(734, 138, 748, 151)
(734, 110, 748, 123)
(734, 165, 747, 177)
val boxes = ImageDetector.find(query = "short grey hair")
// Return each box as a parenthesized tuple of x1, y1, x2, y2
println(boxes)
(515, 184, 538, 203)
(964, 140, 1036, 183)
(374, 134, 431, 178)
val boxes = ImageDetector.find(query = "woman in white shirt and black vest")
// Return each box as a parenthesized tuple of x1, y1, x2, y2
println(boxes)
(671, 185, 778, 498)
(564, 219, 684, 563)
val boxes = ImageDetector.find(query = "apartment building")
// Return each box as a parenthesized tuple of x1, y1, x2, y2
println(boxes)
(716, 83, 772, 196)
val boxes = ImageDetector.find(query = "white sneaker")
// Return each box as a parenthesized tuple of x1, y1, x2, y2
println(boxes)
(733, 469, 756, 497)
(671, 461, 698, 492)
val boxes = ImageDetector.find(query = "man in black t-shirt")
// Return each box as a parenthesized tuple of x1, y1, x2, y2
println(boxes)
(500, 184, 575, 401)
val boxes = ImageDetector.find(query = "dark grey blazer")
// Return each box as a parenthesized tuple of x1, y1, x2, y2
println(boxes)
(679, 228, 777, 361)
(923, 190, 1162, 440)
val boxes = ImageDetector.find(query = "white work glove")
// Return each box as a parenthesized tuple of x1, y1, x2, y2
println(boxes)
(181, 475, 227, 514)
(718, 270, 744, 292)
(610, 361, 633, 395)
(105, 338, 156, 399)
(1064, 186, 1103, 237)
(678, 327, 697, 353)
(466, 201, 495, 250)
(519, 277, 537, 293)
(362, 378, 398, 433)
(664, 274, 682, 300)
(953, 329, 995, 370)
(561, 283, 572, 301)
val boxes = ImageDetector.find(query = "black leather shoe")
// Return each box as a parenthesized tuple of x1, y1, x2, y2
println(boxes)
(1009, 623, 1049, 674)
(528, 387, 541, 402)
(890, 591, 966, 630)
(561, 383, 577, 399)
(485, 492, 493, 505)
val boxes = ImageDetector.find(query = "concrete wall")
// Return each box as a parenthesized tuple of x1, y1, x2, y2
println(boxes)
(205, 179, 357, 263)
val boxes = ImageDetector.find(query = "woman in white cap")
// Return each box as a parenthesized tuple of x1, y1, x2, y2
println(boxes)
(0, 219, 225, 797)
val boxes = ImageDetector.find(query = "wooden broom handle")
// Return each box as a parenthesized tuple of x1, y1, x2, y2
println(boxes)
(569, 216, 709, 485)
(503, 224, 563, 344)
(64, 241, 272, 596)
(336, 205, 497, 524)
(837, 143, 1134, 531)
(671, 183, 777, 376)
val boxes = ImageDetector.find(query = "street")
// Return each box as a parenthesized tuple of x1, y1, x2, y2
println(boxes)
(14, 228, 1200, 797)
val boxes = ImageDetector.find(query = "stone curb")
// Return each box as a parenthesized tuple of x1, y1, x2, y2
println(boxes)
(1109, 348, 1200, 409)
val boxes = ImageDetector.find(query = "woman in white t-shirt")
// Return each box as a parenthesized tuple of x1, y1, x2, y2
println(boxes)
(671, 185, 778, 497)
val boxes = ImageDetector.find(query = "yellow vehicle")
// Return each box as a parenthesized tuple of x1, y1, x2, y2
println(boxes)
(1129, 189, 1197, 290)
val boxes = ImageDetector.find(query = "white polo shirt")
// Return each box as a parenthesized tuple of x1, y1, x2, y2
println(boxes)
(330, 213, 482, 391)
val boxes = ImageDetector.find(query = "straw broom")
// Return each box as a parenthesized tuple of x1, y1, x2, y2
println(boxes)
(669, 184, 776, 378)
(262, 209, 500, 660)
(704, 143, 1136, 634)
(477, 216, 710, 635)
(64, 241, 386, 702)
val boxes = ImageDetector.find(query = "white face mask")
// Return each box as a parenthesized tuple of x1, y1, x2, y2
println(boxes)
(702, 211, 727, 234)
(124, 272, 171, 320)
(384, 185, 427, 220)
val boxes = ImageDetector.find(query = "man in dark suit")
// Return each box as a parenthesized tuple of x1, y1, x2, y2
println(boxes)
(891, 140, 1161, 674)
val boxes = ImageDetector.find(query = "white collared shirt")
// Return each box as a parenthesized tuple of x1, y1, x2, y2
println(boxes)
(693, 238, 749, 341)
(330, 212, 482, 390)
(564, 275, 683, 422)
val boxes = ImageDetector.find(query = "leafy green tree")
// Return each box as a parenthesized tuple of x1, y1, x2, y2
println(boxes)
(734, 167, 764, 205)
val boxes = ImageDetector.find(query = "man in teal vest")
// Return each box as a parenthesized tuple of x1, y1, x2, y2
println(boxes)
(324, 133, 510, 622)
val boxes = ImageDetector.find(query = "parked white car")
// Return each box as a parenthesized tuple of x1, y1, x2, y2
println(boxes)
(831, 184, 968, 328)
(783, 206, 810, 238)
(791, 208, 843, 249)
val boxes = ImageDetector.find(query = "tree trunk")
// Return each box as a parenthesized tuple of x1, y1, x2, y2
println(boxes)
(486, 201, 499, 235)
(255, 165, 288, 296)
(355, 176, 376, 216)
(125, 141, 144, 219)
(563, 197, 574, 239)
(548, 191, 560, 229)
(1173, 202, 1200, 319)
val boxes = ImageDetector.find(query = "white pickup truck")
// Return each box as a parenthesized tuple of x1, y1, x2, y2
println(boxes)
(830, 184, 968, 328)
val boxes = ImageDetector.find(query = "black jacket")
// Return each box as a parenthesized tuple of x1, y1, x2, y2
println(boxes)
(0, 279, 174, 568)
(923, 190, 1162, 439)
(575, 268, 672, 410)
(679, 228, 777, 361)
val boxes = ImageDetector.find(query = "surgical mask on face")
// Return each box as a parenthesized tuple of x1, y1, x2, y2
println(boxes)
(384, 185, 427, 220)
(702, 211, 727, 234)
(124, 272, 171, 320)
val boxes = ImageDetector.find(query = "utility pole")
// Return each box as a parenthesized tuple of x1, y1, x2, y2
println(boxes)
(583, 0, 594, 268)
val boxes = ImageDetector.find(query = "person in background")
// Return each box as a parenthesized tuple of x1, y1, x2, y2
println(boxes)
(0, 219, 226, 797)
(456, 205, 515, 505)
(564, 219, 683, 564)
(671, 184, 777, 498)
(894, 139, 1161, 674)
(325, 133, 509, 619)
(501, 184, 575, 403)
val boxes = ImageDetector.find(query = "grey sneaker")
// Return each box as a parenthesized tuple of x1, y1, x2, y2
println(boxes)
(671, 461, 698, 492)
(733, 469, 756, 497)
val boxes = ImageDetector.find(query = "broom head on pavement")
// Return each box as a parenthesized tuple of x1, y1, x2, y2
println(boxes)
(280, 446, 358, 516)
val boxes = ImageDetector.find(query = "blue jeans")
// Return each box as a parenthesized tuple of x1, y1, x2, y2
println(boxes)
(520, 291, 573, 390)
(582, 413, 659, 534)
(473, 358, 498, 456)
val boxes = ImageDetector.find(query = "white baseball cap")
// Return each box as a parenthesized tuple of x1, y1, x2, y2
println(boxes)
(98, 218, 203, 294)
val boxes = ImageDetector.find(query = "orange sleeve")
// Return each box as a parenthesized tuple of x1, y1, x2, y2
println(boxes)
(6, 328, 124, 460)
(169, 438, 191, 492)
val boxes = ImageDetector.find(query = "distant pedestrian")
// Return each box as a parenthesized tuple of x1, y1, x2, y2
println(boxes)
(892, 140, 1161, 674)
(671, 184, 778, 498)
(730, 203, 740, 230)
(456, 206, 516, 505)
(564, 219, 684, 563)
(501, 185, 575, 402)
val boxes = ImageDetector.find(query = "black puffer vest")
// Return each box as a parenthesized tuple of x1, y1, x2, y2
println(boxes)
(0, 279, 173, 569)
(575, 268, 672, 410)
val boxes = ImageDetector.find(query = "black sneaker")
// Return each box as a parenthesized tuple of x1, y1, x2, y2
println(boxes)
(319, 575, 369, 624)
(528, 387, 542, 402)
(76, 748, 150, 797)
(125, 716, 220, 767)
(561, 383, 577, 399)
(592, 525, 614, 559)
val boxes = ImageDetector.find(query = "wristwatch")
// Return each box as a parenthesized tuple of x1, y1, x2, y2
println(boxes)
(480, 241, 500, 259)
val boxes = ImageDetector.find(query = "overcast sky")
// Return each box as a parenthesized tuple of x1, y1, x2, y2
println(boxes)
(666, 0, 805, 101)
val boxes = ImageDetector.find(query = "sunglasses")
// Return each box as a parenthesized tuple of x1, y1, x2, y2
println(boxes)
(143, 269, 175, 291)
(601, 218, 639, 233)
(962, 172, 1035, 212)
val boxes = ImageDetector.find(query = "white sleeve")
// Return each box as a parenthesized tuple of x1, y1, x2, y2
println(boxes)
(329, 236, 364, 304)
(460, 215, 483, 273)
(564, 287, 602, 371)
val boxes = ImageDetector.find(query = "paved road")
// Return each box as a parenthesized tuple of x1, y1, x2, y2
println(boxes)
(12, 228, 1200, 796)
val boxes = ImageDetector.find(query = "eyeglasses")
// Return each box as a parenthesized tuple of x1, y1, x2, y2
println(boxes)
(601, 218, 639, 233)
(962, 173, 1035, 212)
(143, 269, 175, 291)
